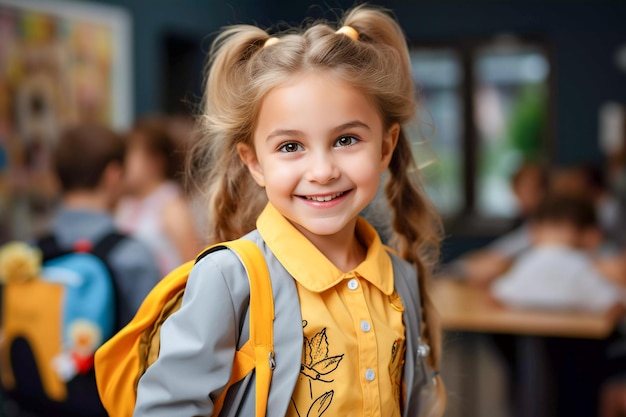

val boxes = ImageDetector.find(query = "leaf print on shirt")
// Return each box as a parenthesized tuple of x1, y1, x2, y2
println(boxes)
(300, 328, 344, 383)
(389, 338, 405, 401)
(308, 390, 334, 417)
(289, 391, 334, 417)
(291, 321, 344, 417)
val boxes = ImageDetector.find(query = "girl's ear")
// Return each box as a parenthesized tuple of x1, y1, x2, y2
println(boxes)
(237, 143, 266, 187)
(380, 123, 400, 171)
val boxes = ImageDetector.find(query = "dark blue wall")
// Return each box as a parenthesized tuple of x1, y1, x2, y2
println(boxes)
(261, 1, 626, 166)
(86, 0, 266, 117)
(87, 0, 626, 165)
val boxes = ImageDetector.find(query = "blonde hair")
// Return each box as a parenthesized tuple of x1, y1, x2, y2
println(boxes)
(189, 5, 445, 414)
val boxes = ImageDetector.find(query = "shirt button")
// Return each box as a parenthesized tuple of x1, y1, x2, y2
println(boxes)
(365, 368, 375, 381)
(347, 279, 359, 290)
(360, 320, 371, 332)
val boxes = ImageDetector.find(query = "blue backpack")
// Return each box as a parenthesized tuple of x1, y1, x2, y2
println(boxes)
(0, 233, 124, 417)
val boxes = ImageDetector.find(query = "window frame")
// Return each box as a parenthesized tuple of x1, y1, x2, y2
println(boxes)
(409, 35, 556, 236)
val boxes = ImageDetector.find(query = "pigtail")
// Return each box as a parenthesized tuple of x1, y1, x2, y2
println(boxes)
(189, 26, 272, 244)
(387, 132, 446, 416)
(342, 6, 411, 73)
(344, 6, 446, 416)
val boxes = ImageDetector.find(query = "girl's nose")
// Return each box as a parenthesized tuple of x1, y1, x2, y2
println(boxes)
(304, 151, 340, 184)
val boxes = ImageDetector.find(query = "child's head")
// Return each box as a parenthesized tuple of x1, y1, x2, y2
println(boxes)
(190, 5, 444, 410)
(54, 124, 125, 203)
(530, 194, 601, 249)
(510, 160, 548, 218)
(123, 117, 185, 194)
(237, 69, 400, 242)
(194, 6, 436, 244)
(550, 163, 609, 204)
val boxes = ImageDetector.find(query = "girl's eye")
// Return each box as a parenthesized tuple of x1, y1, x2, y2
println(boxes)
(278, 142, 303, 153)
(334, 135, 358, 147)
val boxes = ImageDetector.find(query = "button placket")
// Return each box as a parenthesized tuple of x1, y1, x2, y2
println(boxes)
(342, 273, 380, 412)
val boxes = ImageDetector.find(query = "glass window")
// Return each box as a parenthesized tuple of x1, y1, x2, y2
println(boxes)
(410, 49, 464, 216)
(409, 41, 551, 223)
(474, 44, 549, 217)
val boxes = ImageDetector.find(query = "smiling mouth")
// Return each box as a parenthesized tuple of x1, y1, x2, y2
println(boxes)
(303, 191, 346, 202)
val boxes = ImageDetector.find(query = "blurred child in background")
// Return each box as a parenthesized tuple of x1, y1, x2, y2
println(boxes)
(2, 124, 160, 417)
(115, 117, 202, 276)
(448, 160, 548, 284)
(50, 124, 161, 325)
(550, 163, 623, 250)
(550, 163, 626, 285)
(491, 194, 625, 312)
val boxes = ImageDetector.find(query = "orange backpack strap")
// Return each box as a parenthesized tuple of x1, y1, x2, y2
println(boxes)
(95, 239, 274, 417)
(95, 260, 196, 417)
(211, 240, 275, 417)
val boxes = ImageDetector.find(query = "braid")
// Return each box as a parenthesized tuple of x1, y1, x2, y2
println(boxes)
(386, 129, 445, 414)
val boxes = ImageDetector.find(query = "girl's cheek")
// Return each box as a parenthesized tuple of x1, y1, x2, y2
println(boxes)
(125, 152, 149, 184)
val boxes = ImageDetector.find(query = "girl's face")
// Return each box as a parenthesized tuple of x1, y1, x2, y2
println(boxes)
(123, 135, 159, 193)
(239, 73, 398, 243)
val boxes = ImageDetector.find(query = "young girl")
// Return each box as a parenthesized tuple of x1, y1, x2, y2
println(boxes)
(115, 117, 202, 275)
(133, 6, 444, 417)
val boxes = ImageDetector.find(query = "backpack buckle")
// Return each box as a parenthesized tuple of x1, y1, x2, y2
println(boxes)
(268, 351, 276, 371)
(417, 339, 430, 357)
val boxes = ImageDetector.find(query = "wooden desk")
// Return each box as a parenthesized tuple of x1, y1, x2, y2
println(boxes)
(431, 279, 624, 339)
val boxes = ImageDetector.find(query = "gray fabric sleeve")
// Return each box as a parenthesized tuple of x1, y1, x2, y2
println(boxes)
(109, 238, 162, 327)
(133, 249, 249, 417)
(390, 253, 430, 416)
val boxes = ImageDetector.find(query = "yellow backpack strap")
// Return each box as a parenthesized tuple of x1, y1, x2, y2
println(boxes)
(214, 240, 275, 417)
(212, 342, 254, 413)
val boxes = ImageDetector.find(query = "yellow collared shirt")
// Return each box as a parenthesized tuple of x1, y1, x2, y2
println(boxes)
(257, 204, 405, 417)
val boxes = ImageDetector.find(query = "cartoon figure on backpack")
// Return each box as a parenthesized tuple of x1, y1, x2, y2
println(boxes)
(0, 242, 41, 284)
(53, 319, 103, 382)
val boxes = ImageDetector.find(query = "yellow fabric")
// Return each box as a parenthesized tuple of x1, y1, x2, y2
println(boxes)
(257, 203, 406, 417)
(1, 280, 66, 401)
(94, 240, 273, 417)
(136, 287, 185, 388)
(257, 204, 393, 294)
(232, 238, 275, 416)
(212, 341, 255, 413)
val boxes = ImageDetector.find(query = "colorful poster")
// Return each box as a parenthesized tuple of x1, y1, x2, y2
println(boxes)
(0, 0, 131, 242)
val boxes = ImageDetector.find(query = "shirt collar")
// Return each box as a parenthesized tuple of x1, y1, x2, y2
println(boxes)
(256, 203, 394, 294)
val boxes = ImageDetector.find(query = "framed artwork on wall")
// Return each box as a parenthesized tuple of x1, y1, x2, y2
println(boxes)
(0, 0, 132, 242)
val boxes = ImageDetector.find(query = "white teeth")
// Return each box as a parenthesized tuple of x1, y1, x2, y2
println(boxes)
(306, 192, 344, 202)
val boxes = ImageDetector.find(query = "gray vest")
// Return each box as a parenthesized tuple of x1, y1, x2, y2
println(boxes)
(133, 230, 434, 416)
(219, 231, 434, 416)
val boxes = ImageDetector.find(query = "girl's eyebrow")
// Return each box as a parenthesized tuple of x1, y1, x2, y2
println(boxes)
(266, 129, 301, 141)
(265, 120, 371, 142)
(333, 120, 371, 134)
